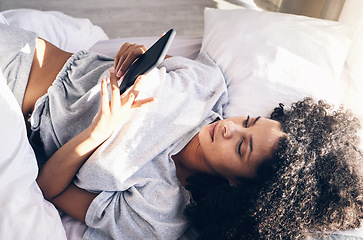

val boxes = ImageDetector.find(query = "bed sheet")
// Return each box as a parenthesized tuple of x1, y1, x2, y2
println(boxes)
(0, 45, 67, 240)
(1, 8, 109, 53)
(89, 35, 202, 60)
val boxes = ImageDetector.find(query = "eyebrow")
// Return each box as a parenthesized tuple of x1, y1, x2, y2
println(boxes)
(247, 116, 260, 161)
(249, 136, 253, 153)
(252, 116, 261, 126)
(249, 116, 260, 152)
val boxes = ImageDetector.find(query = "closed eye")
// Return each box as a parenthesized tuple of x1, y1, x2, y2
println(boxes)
(238, 138, 244, 156)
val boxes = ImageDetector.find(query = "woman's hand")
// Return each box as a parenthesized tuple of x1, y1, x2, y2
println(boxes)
(114, 42, 147, 78)
(89, 67, 154, 144)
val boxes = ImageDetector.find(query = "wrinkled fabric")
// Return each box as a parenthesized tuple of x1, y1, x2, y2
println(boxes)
(0, 23, 37, 107)
(31, 50, 228, 239)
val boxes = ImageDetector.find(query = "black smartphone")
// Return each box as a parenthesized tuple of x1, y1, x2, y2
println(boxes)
(119, 29, 176, 94)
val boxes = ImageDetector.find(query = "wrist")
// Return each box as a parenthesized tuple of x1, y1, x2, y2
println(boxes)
(85, 124, 110, 148)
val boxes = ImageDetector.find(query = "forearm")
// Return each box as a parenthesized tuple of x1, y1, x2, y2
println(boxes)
(36, 125, 102, 200)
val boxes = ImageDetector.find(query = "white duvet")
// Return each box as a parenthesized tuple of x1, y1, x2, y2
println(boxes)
(0, 72, 67, 239)
(0, 9, 108, 240)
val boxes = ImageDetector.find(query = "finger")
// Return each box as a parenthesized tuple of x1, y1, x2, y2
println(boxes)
(109, 67, 118, 89)
(117, 45, 146, 78)
(100, 76, 110, 114)
(115, 43, 136, 77)
(117, 44, 146, 77)
(132, 97, 156, 108)
(114, 42, 132, 70)
(131, 75, 146, 92)
(127, 75, 147, 99)
(127, 77, 142, 100)
(109, 68, 120, 110)
(115, 52, 127, 78)
(119, 76, 129, 99)
(125, 92, 136, 108)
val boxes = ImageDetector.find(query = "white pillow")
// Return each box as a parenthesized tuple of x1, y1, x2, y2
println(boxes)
(1, 9, 109, 53)
(201, 9, 363, 237)
(0, 73, 66, 239)
(0, 12, 8, 24)
(339, 25, 363, 118)
(201, 8, 354, 118)
(338, 0, 363, 120)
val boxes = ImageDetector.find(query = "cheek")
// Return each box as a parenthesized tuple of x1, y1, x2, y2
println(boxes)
(203, 145, 225, 164)
(209, 147, 239, 170)
(210, 144, 232, 159)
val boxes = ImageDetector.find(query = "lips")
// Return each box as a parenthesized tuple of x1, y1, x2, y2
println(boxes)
(209, 121, 218, 142)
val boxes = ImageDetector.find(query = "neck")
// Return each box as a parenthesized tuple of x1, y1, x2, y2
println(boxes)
(172, 133, 205, 187)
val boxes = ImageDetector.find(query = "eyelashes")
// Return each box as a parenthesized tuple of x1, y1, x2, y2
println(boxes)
(238, 116, 249, 156)
(244, 115, 250, 128)
(238, 139, 244, 156)
(239, 115, 249, 156)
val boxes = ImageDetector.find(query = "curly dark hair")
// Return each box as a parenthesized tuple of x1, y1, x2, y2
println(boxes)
(185, 98, 363, 239)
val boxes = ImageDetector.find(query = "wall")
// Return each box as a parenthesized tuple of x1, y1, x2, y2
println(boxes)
(254, 0, 346, 20)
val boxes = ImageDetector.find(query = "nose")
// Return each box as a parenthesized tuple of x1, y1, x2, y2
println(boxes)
(223, 120, 241, 139)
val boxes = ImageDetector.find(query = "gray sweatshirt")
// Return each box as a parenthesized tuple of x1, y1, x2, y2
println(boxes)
(0, 23, 37, 107)
(27, 34, 228, 239)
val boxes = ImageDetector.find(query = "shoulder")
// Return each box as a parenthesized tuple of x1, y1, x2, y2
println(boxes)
(0, 23, 38, 48)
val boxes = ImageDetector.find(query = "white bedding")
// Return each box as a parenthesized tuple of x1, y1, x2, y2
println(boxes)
(1, 9, 109, 53)
(0, 56, 67, 240)
(0, 7, 362, 240)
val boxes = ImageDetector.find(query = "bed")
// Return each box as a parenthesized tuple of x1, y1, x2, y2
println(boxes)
(0, 4, 362, 240)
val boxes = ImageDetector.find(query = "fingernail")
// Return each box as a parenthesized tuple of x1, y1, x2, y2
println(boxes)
(117, 70, 122, 78)
(110, 67, 115, 73)
(105, 77, 111, 85)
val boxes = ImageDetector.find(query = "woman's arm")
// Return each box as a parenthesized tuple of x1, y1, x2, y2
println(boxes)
(36, 68, 154, 221)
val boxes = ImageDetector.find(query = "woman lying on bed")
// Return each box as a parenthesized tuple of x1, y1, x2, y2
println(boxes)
(1, 23, 362, 239)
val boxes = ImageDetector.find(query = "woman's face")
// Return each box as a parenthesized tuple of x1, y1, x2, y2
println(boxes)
(198, 116, 284, 184)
